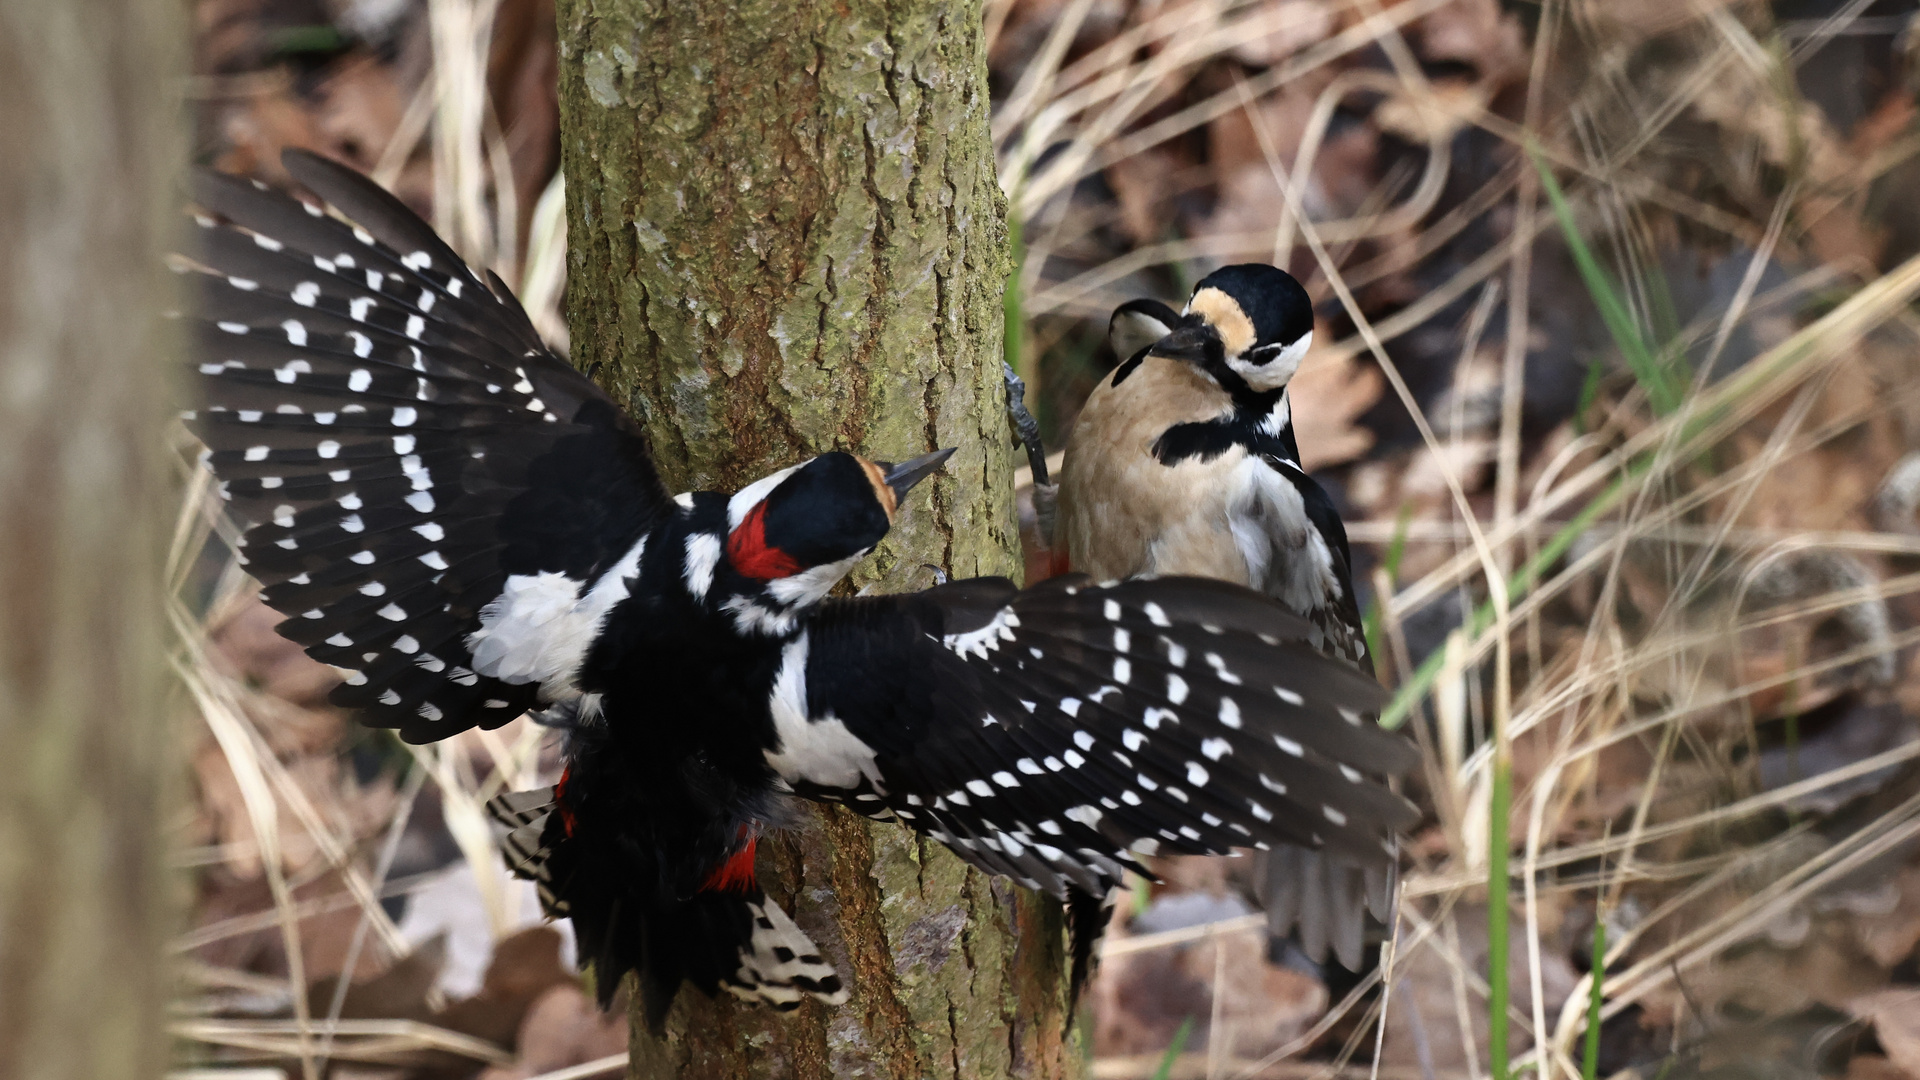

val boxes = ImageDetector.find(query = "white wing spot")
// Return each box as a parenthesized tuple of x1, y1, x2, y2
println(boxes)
(1201, 737, 1231, 760)
(1218, 697, 1241, 729)
(1205, 652, 1242, 684)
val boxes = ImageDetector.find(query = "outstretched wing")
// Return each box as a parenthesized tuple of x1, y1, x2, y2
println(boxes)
(183, 150, 672, 742)
(777, 575, 1419, 900)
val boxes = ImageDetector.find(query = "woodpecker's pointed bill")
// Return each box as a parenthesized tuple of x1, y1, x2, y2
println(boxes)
(877, 447, 954, 501)
(1145, 323, 1218, 364)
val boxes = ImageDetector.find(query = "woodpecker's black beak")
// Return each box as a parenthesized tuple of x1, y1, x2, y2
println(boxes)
(877, 448, 956, 500)
(1146, 323, 1220, 363)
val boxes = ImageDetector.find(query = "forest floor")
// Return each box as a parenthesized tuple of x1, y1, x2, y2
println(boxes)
(171, 1, 1920, 1079)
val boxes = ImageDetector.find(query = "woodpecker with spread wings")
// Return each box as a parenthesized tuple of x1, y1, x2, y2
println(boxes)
(1032, 264, 1395, 971)
(183, 153, 1417, 1028)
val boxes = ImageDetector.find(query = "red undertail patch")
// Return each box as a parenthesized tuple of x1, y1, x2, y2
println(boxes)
(702, 830, 758, 893)
(554, 766, 578, 838)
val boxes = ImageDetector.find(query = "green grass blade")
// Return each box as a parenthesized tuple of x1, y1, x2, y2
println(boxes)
(1378, 469, 1634, 729)
(1583, 916, 1608, 1080)
(1488, 747, 1513, 1080)
(1362, 503, 1415, 665)
(1153, 1016, 1196, 1080)
(1527, 146, 1680, 415)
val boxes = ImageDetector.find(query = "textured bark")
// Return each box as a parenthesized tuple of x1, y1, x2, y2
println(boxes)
(555, 1, 1073, 1077)
(0, 1, 181, 1078)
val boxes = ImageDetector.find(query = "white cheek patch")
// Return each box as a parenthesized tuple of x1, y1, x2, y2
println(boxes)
(1229, 331, 1311, 392)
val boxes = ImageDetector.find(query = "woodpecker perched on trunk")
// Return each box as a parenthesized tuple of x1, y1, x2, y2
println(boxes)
(1042, 264, 1394, 971)
(183, 153, 1418, 1027)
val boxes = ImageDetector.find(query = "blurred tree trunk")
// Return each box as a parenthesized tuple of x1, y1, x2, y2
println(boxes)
(555, 1, 1072, 1077)
(0, 1, 181, 1078)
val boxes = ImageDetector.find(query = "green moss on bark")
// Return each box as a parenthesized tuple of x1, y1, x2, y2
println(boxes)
(556, 0, 1073, 1075)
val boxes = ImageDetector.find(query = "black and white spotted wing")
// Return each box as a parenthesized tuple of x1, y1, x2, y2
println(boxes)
(782, 575, 1420, 899)
(182, 150, 672, 742)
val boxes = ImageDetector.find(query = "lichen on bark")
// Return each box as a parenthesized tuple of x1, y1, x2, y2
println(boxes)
(555, 0, 1074, 1076)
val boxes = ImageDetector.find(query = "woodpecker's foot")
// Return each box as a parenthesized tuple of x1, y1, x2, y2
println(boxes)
(1003, 362, 1049, 486)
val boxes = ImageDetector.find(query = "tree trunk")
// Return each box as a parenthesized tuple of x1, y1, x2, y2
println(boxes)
(0, 2, 181, 1078)
(555, 1, 1071, 1076)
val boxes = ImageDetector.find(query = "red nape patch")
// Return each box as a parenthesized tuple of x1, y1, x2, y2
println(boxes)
(726, 502, 803, 580)
(701, 831, 758, 893)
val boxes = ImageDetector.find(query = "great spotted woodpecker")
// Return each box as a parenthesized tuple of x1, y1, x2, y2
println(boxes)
(183, 153, 1418, 1027)
(1044, 265, 1393, 970)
